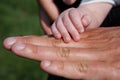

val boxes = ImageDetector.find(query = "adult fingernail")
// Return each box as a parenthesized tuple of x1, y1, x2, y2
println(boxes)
(14, 43, 25, 51)
(43, 60, 51, 67)
(4, 37, 16, 49)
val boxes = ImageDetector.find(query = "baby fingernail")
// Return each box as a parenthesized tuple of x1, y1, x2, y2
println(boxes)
(81, 28, 84, 33)
(76, 36, 80, 40)
(14, 43, 25, 51)
(65, 37, 71, 43)
(66, 37, 70, 41)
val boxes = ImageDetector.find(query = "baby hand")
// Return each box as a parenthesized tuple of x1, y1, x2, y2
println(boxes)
(51, 8, 91, 43)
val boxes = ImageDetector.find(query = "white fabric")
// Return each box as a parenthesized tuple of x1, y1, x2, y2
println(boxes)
(80, 0, 115, 6)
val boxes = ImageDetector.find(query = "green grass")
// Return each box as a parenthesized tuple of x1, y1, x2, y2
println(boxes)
(0, 0, 48, 80)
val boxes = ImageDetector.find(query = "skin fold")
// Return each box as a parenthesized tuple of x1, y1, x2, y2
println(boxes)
(3, 27, 120, 80)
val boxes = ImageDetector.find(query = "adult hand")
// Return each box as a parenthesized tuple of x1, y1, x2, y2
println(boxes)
(3, 27, 120, 80)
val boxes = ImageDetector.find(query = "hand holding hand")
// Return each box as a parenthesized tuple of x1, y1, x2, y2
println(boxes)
(38, 0, 77, 35)
(51, 2, 113, 43)
(3, 27, 120, 80)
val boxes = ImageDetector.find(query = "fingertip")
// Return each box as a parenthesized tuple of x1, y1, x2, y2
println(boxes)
(77, 25, 84, 33)
(63, 36, 71, 43)
(54, 33, 61, 39)
(3, 37, 16, 50)
(40, 61, 59, 76)
(81, 28, 85, 33)
(73, 35, 80, 42)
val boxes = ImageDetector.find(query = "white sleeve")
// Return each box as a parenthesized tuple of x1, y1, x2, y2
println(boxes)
(79, 0, 115, 6)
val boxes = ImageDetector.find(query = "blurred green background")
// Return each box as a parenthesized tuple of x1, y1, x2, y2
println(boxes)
(0, 0, 48, 80)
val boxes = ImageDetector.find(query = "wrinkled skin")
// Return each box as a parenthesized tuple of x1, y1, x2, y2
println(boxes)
(3, 27, 120, 80)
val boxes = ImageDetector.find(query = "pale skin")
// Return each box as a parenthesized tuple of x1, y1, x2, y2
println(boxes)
(3, 27, 120, 80)
(51, 3, 113, 43)
(39, 0, 76, 35)
(39, 0, 113, 42)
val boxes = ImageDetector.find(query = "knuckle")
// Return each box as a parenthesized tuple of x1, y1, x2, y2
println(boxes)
(21, 37, 32, 44)
(62, 15, 70, 27)
(51, 39, 62, 47)
(75, 62, 88, 74)
(57, 47, 70, 60)
(63, 21, 69, 27)
(31, 46, 40, 54)
(69, 8, 77, 14)
(75, 21, 81, 26)
(61, 31, 67, 36)
(69, 8, 78, 17)
(57, 61, 65, 71)
(22, 36, 38, 44)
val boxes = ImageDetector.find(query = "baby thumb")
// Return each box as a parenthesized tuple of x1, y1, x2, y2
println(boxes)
(81, 15, 91, 29)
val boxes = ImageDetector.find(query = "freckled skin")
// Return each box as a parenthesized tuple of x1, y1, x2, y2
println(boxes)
(3, 27, 120, 80)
